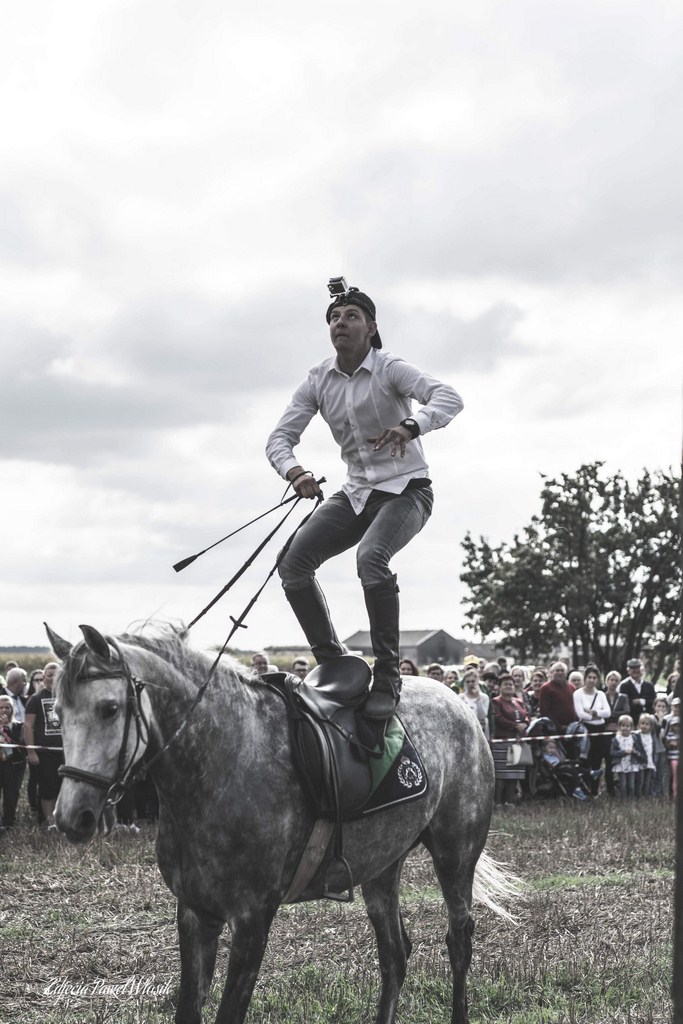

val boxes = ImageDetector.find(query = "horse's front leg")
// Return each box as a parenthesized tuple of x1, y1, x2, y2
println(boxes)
(175, 899, 222, 1024)
(214, 904, 278, 1024)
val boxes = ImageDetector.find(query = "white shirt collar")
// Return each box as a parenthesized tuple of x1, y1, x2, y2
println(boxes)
(332, 346, 375, 377)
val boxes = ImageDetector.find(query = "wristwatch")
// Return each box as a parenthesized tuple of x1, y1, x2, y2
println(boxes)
(400, 418, 421, 439)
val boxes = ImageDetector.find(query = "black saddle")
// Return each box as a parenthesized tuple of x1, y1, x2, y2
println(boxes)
(265, 655, 382, 824)
(266, 655, 393, 902)
(296, 656, 372, 721)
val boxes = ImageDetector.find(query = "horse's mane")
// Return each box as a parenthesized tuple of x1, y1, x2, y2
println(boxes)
(57, 623, 265, 700)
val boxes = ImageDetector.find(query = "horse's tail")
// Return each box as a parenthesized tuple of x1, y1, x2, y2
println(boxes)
(472, 848, 524, 923)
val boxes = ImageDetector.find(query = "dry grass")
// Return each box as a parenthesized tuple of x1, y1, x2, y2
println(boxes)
(0, 796, 674, 1024)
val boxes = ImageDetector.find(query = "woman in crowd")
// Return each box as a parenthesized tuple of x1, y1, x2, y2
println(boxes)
(481, 663, 501, 698)
(511, 666, 532, 715)
(27, 669, 45, 698)
(459, 669, 491, 740)
(567, 669, 584, 691)
(526, 668, 547, 717)
(443, 668, 460, 693)
(0, 694, 26, 828)
(492, 674, 530, 805)
(603, 670, 630, 797)
(667, 672, 680, 704)
(399, 658, 420, 676)
(573, 663, 611, 788)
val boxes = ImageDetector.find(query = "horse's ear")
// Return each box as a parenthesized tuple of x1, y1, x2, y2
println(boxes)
(79, 625, 111, 661)
(44, 623, 73, 660)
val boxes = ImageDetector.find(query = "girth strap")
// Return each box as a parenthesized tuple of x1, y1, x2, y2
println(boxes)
(282, 819, 335, 904)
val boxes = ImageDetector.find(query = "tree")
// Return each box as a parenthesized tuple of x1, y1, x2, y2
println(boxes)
(460, 463, 681, 675)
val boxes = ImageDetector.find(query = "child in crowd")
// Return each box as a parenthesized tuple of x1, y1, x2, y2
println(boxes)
(540, 737, 598, 801)
(610, 715, 646, 799)
(653, 696, 671, 796)
(636, 714, 658, 797)
(663, 698, 680, 799)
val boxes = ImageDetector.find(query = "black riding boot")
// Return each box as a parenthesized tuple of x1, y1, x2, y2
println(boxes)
(284, 581, 346, 664)
(363, 575, 402, 720)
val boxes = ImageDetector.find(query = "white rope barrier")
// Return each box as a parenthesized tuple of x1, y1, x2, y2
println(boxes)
(490, 733, 587, 744)
(0, 742, 64, 753)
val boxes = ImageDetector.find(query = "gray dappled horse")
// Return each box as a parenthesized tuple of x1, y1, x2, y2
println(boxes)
(48, 623, 508, 1024)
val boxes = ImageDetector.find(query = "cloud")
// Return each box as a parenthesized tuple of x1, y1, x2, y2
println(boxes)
(327, 110, 683, 286)
(386, 302, 529, 373)
(1, 0, 681, 650)
(0, 287, 321, 464)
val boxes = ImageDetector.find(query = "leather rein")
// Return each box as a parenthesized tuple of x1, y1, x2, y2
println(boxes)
(58, 487, 325, 807)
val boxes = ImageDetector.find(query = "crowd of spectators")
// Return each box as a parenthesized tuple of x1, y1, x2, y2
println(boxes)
(262, 649, 679, 808)
(400, 653, 680, 806)
(0, 658, 157, 834)
(2, 650, 679, 830)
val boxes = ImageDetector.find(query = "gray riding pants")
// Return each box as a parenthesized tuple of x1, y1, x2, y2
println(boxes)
(278, 486, 434, 591)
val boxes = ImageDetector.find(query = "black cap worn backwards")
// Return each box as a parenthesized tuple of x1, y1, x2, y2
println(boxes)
(325, 287, 382, 349)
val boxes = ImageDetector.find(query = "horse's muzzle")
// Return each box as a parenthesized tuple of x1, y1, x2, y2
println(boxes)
(55, 788, 115, 843)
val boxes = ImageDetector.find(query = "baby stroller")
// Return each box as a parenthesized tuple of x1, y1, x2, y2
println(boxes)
(563, 719, 591, 763)
(526, 718, 600, 800)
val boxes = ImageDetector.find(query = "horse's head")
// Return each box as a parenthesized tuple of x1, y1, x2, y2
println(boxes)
(46, 623, 152, 843)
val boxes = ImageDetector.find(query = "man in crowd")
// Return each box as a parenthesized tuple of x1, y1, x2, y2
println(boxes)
(3, 667, 27, 725)
(619, 657, 656, 726)
(266, 279, 462, 719)
(539, 661, 578, 733)
(24, 662, 64, 831)
(291, 658, 311, 680)
(251, 653, 269, 676)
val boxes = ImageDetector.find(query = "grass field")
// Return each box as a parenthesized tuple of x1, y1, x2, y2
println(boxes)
(0, 797, 674, 1024)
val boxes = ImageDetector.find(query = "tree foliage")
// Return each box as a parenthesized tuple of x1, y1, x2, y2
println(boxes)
(460, 463, 681, 675)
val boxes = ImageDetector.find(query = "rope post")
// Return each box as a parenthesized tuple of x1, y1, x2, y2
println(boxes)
(675, 740, 683, 1021)
(672, 458, 683, 1022)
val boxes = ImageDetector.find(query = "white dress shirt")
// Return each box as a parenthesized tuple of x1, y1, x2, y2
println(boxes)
(266, 348, 463, 512)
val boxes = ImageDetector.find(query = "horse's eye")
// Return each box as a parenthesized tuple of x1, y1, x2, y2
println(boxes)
(100, 702, 119, 720)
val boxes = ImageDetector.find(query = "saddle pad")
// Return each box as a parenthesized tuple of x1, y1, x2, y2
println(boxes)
(359, 717, 428, 816)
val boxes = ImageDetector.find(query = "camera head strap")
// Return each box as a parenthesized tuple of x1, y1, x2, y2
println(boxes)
(326, 277, 382, 349)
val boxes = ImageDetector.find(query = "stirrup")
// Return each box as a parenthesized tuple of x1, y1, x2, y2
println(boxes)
(323, 855, 355, 903)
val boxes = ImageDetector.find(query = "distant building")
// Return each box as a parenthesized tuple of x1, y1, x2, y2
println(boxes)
(343, 629, 503, 667)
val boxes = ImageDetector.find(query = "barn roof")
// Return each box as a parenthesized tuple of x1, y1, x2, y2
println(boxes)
(344, 628, 456, 648)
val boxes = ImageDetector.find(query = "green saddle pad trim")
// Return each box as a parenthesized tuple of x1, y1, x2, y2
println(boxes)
(369, 717, 406, 796)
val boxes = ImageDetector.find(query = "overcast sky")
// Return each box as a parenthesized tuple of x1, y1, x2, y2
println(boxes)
(2, 0, 681, 656)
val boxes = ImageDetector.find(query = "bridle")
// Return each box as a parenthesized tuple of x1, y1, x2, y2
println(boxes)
(58, 637, 151, 807)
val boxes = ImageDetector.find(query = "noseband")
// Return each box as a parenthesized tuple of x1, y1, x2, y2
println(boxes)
(58, 638, 150, 807)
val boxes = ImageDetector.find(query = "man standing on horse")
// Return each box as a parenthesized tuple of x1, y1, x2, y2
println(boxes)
(266, 279, 462, 720)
